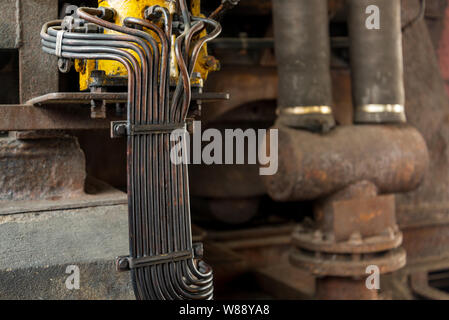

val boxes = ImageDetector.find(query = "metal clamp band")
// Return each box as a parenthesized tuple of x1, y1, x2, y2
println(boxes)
(357, 104, 405, 114)
(116, 250, 193, 271)
(131, 123, 186, 135)
(277, 106, 333, 116)
(55, 30, 65, 57)
(111, 121, 186, 138)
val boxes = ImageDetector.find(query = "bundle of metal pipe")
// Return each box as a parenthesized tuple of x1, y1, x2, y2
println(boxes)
(40, 2, 221, 300)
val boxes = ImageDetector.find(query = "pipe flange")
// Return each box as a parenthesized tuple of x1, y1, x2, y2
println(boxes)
(289, 247, 406, 277)
(292, 225, 403, 255)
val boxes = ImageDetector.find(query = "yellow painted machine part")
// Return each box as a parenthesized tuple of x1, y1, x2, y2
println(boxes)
(76, 0, 218, 91)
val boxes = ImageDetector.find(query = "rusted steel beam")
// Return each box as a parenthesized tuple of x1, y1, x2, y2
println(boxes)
(27, 92, 229, 107)
(1, 89, 230, 131)
(0, 104, 118, 130)
(0, 134, 85, 201)
(27, 92, 128, 106)
(19, 0, 59, 103)
(0, 1, 58, 103)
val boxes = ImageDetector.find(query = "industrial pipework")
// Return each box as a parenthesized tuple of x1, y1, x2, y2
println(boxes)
(40, 0, 221, 300)
(267, 0, 427, 299)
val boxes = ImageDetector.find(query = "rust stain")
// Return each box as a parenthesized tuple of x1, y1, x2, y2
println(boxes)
(359, 209, 383, 223)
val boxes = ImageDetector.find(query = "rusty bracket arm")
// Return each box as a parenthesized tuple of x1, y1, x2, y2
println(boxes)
(110, 121, 185, 138)
(116, 243, 204, 272)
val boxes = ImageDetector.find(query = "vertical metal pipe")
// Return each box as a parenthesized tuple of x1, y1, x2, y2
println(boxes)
(348, 0, 406, 123)
(273, 0, 335, 132)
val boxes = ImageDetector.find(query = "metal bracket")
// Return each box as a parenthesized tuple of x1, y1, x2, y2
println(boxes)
(111, 121, 186, 138)
(116, 243, 205, 272)
(116, 250, 193, 272)
(110, 121, 128, 138)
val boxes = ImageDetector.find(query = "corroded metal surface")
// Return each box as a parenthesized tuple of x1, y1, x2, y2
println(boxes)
(314, 182, 397, 241)
(263, 124, 429, 202)
(0, 177, 127, 216)
(315, 277, 379, 300)
(290, 181, 406, 293)
(0, 135, 85, 201)
(292, 227, 402, 255)
(0, 0, 58, 102)
(0, 104, 121, 130)
(394, 2, 449, 294)
(0, 0, 19, 48)
(290, 247, 406, 278)
(397, 0, 449, 215)
(203, 66, 278, 122)
(27, 92, 228, 107)
(265, 0, 425, 300)
(19, 0, 58, 103)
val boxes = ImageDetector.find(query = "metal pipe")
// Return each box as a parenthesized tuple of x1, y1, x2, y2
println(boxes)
(272, 0, 335, 132)
(348, 0, 406, 123)
(263, 124, 429, 202)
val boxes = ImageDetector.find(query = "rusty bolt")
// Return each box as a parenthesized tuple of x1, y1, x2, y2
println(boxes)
(116, 257, 129, 272)
(204, 56, 220, 71)
(144, 6, 162, 19)
(114, 123, 128, 137)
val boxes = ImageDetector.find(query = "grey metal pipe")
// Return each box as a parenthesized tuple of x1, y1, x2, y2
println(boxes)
(272, 0, 335, 132)
(348, 0, 406, 123)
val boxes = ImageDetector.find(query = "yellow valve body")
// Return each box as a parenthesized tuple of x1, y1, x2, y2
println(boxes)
(76, 0, 217, 91)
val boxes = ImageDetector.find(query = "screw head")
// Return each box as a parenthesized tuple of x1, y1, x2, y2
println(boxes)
(114, 124, 127, 136)
(117, 258, 129, 271)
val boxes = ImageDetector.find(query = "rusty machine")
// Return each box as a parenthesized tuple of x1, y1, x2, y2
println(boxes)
(2, 0, 449, 300)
